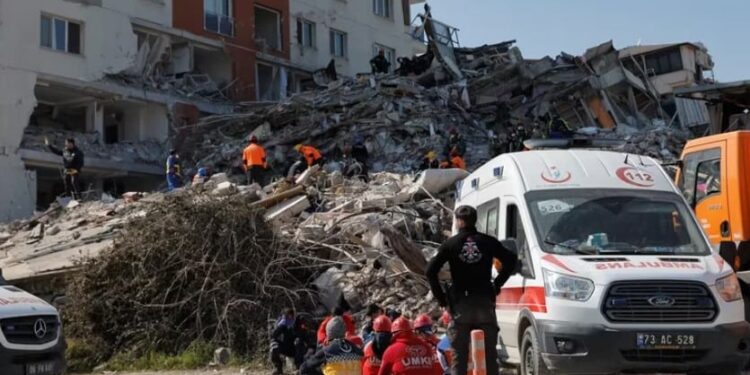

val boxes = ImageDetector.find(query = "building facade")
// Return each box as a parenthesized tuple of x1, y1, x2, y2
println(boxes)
(0, 0, 235, 222)
(288, 0, 426, 86)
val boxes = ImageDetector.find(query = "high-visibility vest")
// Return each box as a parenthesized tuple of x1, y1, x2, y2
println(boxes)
(451, 156, 466, 170)
(300, 145, 322, 166)
(243, 143, 267, 168)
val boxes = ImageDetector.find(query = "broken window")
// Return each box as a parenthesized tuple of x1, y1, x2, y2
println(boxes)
(255, 6, 282, 51)
(645, 49, 683, 76)
(372, 44, 396, 72)
(256, 63, 284, 101)
(204, 0, 234, 36)
(296, 18, 316, 48)
(40, 15, 82, 54)
(373, 0, 392, 18)
(330, 29, 347, 58)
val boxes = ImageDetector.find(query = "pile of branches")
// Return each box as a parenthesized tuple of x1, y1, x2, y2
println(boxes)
(65, 192, 322, 360)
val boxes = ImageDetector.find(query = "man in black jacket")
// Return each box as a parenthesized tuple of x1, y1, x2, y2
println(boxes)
(45, 137, 84, 200)
(270, 308, 307, 375)
(426, 206, 518, 375)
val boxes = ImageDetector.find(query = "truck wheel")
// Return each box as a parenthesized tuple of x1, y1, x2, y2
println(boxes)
(519, 326, 550, 375)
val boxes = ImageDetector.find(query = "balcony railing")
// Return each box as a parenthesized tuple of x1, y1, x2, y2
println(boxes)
(204, 11, 234, 37)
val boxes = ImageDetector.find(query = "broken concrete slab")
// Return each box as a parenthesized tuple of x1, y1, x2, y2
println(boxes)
(264, 196, 310, 222)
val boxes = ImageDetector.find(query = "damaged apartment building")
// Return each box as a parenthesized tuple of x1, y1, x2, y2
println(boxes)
(0, 0, 241, 222)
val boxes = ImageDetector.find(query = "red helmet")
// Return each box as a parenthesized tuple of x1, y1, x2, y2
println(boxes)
(373, 316, 392, 333)
(441, 311, 452, 325)
(391, 317, 412, 333)
(414, 314, 433, 329)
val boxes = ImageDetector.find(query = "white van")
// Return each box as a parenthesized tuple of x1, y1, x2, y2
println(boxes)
(0, 276, 65, 375)
(455, 149, 750, 374)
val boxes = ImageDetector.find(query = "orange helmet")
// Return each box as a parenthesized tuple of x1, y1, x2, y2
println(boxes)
(373, 316, 392, 333)
(391, 317, 412, 333)
(414, 314, 433, 330)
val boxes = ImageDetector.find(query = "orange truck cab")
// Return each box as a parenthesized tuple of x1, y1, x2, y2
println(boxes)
(676, 131, 750, 249)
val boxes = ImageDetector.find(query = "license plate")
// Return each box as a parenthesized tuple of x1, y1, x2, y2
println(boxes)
(26, 362, 56, 375)
(636, 333, 697, 349)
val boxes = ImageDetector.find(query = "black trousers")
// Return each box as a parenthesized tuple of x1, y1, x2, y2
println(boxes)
(270, 340, 306, 373)
(448, 296, 499, 375)
(246, 166, 265, 185)
(63, 173, 81, 199)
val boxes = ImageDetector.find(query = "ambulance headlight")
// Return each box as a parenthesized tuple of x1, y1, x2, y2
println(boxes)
(543, 269, 594, 302)
(716, 273, 742, 302)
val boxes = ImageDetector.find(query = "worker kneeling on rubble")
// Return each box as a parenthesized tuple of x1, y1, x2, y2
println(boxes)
(362, 315, 392, 375)
(270, 308, 307, 375)
(289, 144, 324, 178)
(378, 317, 442, 375)
(301, 316, 364, 375)
(426, 206, 517, 375)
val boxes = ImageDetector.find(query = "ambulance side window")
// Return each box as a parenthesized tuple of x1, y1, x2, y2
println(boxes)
(476, 199, 500, 238)
(506, 204, 527, 252)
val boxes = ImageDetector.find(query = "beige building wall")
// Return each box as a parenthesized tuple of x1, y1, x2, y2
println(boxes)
(289, 0, 426, 77)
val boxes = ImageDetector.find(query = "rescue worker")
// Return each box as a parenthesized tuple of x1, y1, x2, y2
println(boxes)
(361, 304, 384, 344)
(317, 306, 358, 347)
(45, 137, 84, 200)
(413, 314, 439, 348)
(166, 149, 183, 191)
(350, 137, 370, 182)
(378, 317, 442, 375)
(192, 167, 210, 186)
(418, 151, 440, 171)
(370, 50, 391, 74)
(361, 316, 393, 375)
(289, 144, 324, 179)
(270, 308, 306, 375)
(300, 316, 363, 375)
(435, 312, 453, 375)
(243, 135, 268, 185)
(425, 206, 518, 375)
(444, 129, 466, 158)
(547, 114, 573, 139)
(439, 152, 466, 170)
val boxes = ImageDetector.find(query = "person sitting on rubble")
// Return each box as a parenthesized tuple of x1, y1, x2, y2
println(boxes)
(370, 50, 391, 74)
(547, 114, 574, 139)
(270, 308, 307, 375)
(243, 135, 268, 186)
(413, 314, 439, 348)
(166, 149, 183, 191)
(444, 128, 466, 158)
(361, 304, 385, 344)
(439, 151, 466, 170)
(301, 316, 364, 375)
(378, 317, 442, 375)
(362, 316, 393, 375)
(418, 151, 440, 172)
(45, 137, 84, 200)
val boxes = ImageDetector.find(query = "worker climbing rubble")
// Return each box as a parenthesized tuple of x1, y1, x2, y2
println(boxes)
(439, 151, 466, 170)
(370, 50, 391, 74)
(426, 206, 517, 375)
(301, 316, 364, 375)
(45, 137, 84, 200)
(361, 315, 393, 375)
(378, 317, 442, 375)
(444, 129, 466, 158)
(243, 135, 268, 185)
(289, 143, 324, 178)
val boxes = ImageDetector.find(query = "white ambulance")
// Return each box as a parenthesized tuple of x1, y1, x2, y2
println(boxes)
(455, 147, 750, 374)
(0, 276, 65, 375)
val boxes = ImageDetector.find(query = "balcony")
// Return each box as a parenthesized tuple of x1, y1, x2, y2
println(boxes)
(204, 11, 234, 37)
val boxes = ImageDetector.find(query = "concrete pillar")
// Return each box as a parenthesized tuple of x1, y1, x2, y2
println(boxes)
(86, 101, 104, 143)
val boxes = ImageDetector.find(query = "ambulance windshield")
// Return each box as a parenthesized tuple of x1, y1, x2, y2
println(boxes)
(526, 189, 710, 255)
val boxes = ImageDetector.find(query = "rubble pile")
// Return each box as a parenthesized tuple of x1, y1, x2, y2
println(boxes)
(22, 125, 166, 166)
(188, 77, 492, 175)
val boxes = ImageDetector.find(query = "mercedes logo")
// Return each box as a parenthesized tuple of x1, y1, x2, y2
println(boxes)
(33, 319, 47, 339)
(648, 295, 676, 307)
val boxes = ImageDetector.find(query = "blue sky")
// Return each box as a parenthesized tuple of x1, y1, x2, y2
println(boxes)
(413, 0, 749, 82)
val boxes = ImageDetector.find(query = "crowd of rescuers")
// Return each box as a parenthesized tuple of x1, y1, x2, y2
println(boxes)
(269, 205, 516, 375)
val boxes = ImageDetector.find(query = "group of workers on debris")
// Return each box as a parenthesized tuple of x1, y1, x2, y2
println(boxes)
(269, 205, 517, 375)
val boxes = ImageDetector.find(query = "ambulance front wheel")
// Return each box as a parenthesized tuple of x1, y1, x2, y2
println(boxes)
(519, 326, 551, 375)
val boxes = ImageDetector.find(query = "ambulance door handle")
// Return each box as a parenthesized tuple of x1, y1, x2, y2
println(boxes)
(721, 220, 731, 237)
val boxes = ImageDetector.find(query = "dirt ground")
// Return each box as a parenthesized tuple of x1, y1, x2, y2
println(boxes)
(83, 369, 268, 375)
